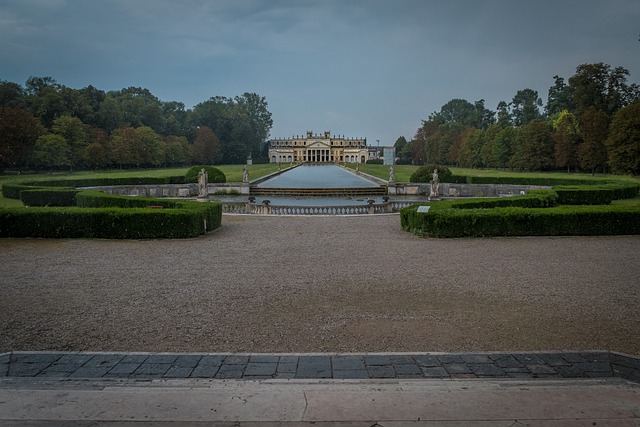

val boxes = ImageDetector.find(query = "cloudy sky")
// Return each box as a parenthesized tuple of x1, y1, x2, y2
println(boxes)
(1, 0, 639, 145)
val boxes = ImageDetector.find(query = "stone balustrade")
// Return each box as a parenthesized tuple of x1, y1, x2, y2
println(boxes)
(221, 201, 412, 215)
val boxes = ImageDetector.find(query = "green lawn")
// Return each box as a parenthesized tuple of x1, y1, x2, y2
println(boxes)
(2, 163, 638, 208)
(0, 164, 287, 208)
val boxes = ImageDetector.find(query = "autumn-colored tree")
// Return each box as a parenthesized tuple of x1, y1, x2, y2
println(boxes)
(605, 103, 640, 174)
(578, 107, 609, 174)
(0, 107, 44, 169)
(552, 110, 580, 172)
(510, 119, 553, 171)
(190, 126, 220, 165)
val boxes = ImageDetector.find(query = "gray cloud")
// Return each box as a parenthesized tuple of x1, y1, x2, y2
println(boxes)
(1, 0, 638, 144)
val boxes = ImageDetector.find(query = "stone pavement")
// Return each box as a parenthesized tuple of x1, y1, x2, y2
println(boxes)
(1, 351, 640, 425)
(1, 350, 639, 382)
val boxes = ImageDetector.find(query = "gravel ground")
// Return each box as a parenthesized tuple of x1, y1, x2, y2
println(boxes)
(1, 214, 639, 355)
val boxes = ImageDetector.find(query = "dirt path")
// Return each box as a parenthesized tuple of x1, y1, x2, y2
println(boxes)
(1, 214, 638, 355)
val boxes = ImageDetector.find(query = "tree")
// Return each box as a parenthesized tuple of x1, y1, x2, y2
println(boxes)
(511, 89, 542, 126)
(0, 80, 24, 108)
(0, 107, 45, 169)
(190, 126, 220, 164)
(52, 115, 90, 169)
(458, 128, 484, 167)
(510, 119, 553, 171)
(163, 135, 191, 166)
(436, 98, 480, 127)
(393, 136, 411, 164)
(474, 99, 495, 128)
(569, 63, 640, 117)
(546, 75, 573, 116)
(97, 95, 124, 133)
(578, 107, 609, 174)
(23, 76, 66, 127)
(605, 103, 640, 174)
(496, 101, 511, 126)
(552, 110, 580, 172)
(84, 127, 111, 170)
(416, 119, 440, 165)
(28, 134, 70, 170)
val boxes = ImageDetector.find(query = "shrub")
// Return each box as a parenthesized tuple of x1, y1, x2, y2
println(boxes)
(0, 189, 222, 239)
(366, 159, 383, 164)
(401, 204, 640, 238)
(554, 183, 639, 205)
(20, 188, 81, 207)
(185, 166, 226, 183)
(409, 165, 453, 183)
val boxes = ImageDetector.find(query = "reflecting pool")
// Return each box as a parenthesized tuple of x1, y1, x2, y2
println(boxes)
(256, 165, 379, 188)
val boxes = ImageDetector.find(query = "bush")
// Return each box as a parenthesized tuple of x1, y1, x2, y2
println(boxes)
(0, 189, 222, 239)
(448, 190, 558, 210)
(0, 207, 214, 238)
(185, 166, 226, 183)
(20, 188, 81, 207)
(409, 165, 454, 183)
(366, 159, 383, 164)
(554, 183, 639, 205)
(401, 204, 640, 238)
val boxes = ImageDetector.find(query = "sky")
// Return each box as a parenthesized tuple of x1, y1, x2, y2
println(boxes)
(1, 0, 639, 146)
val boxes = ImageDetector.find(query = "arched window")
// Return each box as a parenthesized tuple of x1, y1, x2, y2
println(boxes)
(271, 156, 276, 163)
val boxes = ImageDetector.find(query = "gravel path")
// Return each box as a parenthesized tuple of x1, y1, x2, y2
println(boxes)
(1, 214, 639, 355)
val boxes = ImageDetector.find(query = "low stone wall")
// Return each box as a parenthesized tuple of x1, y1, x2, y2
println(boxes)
(389, 183, 551, 196)
(85, 183, 250, 197)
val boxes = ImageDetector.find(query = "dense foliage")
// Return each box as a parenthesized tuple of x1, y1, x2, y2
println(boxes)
(0, 190, 222, 239)
(400, 183, 640, 238)
(398, 63, 640, 175)
(0, 77, 273, 171)
(409, 165, 453, 183)
(184, 165, 226, 183)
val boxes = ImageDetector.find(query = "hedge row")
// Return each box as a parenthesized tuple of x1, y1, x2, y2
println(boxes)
(20, 188, 81, 207)
(446, 190, 558, 210)
(0, 191, 222, 239)
(400, 204, 640, 238)
(553, 183, 639, 205)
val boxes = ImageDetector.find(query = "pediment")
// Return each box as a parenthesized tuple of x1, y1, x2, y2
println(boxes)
(307, 141, 330, 148)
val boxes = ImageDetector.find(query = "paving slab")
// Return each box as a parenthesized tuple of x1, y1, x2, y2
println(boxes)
(0, 377, 638, 425)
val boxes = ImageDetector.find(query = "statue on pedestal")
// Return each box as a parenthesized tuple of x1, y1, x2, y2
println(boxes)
(389, 166, 395, 183)
(198, 168, 208, 197)
(243, 165, 249, 183)
(430, 169, 440, 198)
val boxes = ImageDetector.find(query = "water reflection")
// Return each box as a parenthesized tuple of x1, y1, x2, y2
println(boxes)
(256, 165, 378, 188)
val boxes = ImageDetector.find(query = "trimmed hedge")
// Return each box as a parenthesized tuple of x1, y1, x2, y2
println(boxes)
(446, 190, 558, 210)
(401, 204, 640, 238)
(553, 183, 639, 205)
(0, 206, 215, 238)
(20, 188, 81, 207)
(1, 190, 222, 239)
(409, 165, 454, 183)
(185, 166, 226, 184)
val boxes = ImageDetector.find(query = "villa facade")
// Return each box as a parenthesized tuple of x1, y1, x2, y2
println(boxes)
(269, 131, 368, 164)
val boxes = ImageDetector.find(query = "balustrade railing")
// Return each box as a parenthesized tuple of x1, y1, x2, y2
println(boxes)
(221, 201, 415, 215)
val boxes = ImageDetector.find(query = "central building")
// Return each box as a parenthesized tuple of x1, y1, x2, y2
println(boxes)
(269, 131, 368, 164)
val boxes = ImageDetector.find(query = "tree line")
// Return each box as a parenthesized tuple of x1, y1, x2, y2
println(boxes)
(0, 77, 273, 171)
(394, 63, 640, 175)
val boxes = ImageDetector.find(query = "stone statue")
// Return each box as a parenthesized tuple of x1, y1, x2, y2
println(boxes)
(389, 166, 395, 183)
(430, 169, 440, 198)
(243, 165, 249, 183)
(198, 168, 208, 197)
